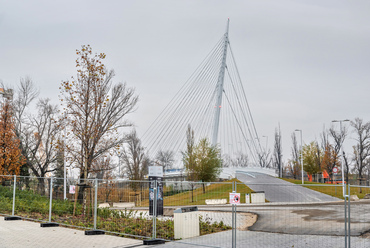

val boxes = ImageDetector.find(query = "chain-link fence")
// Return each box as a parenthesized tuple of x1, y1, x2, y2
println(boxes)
(2, 175, 370, 247)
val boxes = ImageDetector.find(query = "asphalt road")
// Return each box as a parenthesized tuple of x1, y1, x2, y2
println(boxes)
(236, 172, 340, 202)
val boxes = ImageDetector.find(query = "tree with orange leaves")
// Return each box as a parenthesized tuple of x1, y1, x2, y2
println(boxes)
(321, 144, 340, 182)
(0, 99, 25, 176)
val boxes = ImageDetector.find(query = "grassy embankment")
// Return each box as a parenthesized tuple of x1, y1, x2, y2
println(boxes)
(161, 178, 254, 206)
(282, 178, 370, 199)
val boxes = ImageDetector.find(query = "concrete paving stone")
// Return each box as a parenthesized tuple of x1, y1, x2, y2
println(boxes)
(0, 217, 144, 248)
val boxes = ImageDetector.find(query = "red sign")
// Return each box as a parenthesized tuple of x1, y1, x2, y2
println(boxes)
(333, 167, 338, 174)
(229, 193, 240, 205)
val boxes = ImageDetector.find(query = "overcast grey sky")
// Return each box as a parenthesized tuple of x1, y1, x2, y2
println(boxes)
(1, 0, 370, 162)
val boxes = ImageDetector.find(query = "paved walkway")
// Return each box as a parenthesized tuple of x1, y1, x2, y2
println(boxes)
(0, 217, 144, 248)
(2, 216, 370, 248)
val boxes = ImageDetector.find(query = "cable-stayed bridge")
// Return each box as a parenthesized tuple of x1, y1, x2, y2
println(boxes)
(142, 20, 273, 174)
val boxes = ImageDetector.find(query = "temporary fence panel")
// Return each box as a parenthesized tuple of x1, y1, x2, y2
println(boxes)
(95, 179, 153, 240)
(234, 181, 370, 248)
(5, 174, 370, 247)
(0, 175, 15, 216)
(161, 180, 234, 247)
(347, 185, 370, 248)
(9, 176, 51, 223)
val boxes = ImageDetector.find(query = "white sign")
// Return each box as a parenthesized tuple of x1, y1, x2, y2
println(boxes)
(333, 167, 338, 174)
(69, 185, 76, 194)
(149, 166, 164, 177)
(229, 193, 241, 205)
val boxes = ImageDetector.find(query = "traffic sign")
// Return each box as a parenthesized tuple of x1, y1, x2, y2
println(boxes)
(229, 193, 240, 205)
(333, 167, 338, 174)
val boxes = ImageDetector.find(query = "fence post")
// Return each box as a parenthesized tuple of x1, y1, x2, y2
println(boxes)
(344, 183, 348, 248)
(348, 184, 351, 248)
(152, 180, 157, 240)
(84, 178, 104, 235)
(94, 178, 98, 230)
(12, 175, 16, 216)
(4, 175, 22, 221)
(48, 177, 53, 223)
(232, 181, 237, 248)
(40, 177, 59, 227)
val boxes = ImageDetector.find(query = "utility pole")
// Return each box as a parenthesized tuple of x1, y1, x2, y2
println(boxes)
(332, 119, 350, 197)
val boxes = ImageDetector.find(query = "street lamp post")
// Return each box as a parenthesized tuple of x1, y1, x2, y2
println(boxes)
(115, 150, 122, 178)
(295, 129, 304, 184)
(332, 119, 350, 197)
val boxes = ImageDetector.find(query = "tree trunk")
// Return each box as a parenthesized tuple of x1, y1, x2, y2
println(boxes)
(37, 177, 46, 196)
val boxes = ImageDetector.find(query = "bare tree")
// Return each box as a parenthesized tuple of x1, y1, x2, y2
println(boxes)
(329, 124, 349, 182)
(351, 118, 370, 188)
(12, 78, 39, 176)
(273, 125, 283, 177)
(288, 132, 301, 179)
(122, 130, 149, 181)
(27, 99, 62, 194)
(182, 125, 197, 202)
(155, 150, 174, 171)
(257, 150, 272, 168)
(232, 152, 249, 167)
(59, 45, 138, 202)
(222, 152, 248, 168)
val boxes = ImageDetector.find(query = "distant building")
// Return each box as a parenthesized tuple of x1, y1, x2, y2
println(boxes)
(0, 88, 14, 102)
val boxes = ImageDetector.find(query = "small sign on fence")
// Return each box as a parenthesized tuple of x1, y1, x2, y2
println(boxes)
(69, 185, 76, 194)
(229, 192, 240, 205)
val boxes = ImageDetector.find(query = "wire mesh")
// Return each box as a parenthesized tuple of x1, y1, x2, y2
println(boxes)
(3, 175, 370, 247)
(234, 182, 370, 248)
(160, 180, 234, 247)
(0, 175, 14, 215)
(94, 179, 153, 239)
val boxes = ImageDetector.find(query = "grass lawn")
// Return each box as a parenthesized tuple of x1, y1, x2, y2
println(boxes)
(161, 178, 254, 206)
(282, 178, 370, 200)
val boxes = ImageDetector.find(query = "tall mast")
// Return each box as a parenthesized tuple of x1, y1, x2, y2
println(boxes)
(212, 19, 230, 146)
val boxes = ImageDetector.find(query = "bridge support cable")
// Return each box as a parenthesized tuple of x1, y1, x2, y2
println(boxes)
(141, 22, 262, 168)
(228, 42, 262, 152)
(221, 90, 258, 164)
(142, 36, 225, 160)
(224, 65, 261, 158)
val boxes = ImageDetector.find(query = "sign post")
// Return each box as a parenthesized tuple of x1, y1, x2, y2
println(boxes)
(230, 188, 240, 248)
(144, 166, 166, 245)
(149, 166, 163, 216)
